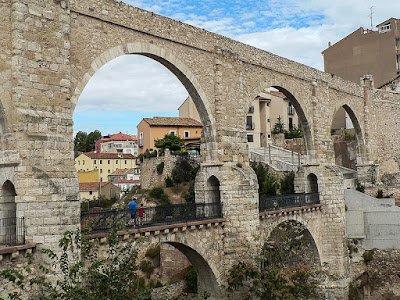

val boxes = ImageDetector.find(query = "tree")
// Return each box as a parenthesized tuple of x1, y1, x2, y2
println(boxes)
(74, 131, 88, 153)
(154, 134, 185, 152)
(86, 130, 102, 152)
(271, 116, 285, 134)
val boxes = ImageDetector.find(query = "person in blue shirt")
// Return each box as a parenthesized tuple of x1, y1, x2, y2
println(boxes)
(128, 198, 138, 226)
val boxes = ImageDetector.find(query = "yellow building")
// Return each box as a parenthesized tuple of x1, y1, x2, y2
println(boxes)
(75, 152, 137, 182)
(137, 117, 202, 154)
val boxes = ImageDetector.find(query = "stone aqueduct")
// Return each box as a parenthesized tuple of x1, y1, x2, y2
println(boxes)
(1, 0, 400, 298)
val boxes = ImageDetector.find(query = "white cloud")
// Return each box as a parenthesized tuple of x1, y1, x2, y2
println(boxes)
(77, 55, 188, 113)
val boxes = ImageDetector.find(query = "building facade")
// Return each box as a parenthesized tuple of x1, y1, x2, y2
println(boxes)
(75, 152, 137, 182)
(137, 117, 203, 154)
(95, 132, 138, 155)
(322, 18, 400, 88)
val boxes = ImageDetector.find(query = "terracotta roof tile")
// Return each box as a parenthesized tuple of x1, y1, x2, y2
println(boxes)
(143, 117, 202, 127)
(113, 180, 141, 184)
(109, 168, 136, 176)
(79, 182, 100, 190)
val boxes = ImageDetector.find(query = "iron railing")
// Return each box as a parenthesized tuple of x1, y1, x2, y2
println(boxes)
(81, 202, 223, 234)
(0, 217, 25, 246)
(259, 193, 320, 212)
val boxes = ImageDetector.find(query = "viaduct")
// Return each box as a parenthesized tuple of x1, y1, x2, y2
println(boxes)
(1, 0, 400, 298)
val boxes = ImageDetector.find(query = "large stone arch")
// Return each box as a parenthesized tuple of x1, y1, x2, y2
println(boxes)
(329, 103, 366, 165)
(250, 80, 314, 155)
(260, 216, 323, 270)
(70, 42, 216, 143)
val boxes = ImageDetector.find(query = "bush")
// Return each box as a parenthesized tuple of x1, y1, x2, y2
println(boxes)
(139, 260, 154, 277)
(376, 189, 384, 198)
(185, 267, 198, 293)
(156, 162, 164, 174)
(280, 171, 295, 194)
(160, 193, 170, 205)
(165, 176, 173, 187)
(262, 173, 280, 196)
(149, 186, 164, 199)
(172, 158, 194, 184)
(363, 250, 374, 262)
(145, 245, 160, 258)
(183, 181, 195, 203)
(356, 181, 365, 193)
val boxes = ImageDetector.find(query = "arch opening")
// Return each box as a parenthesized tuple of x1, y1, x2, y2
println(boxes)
(247, 86, 312, 182)
(264, 220, 321, 270)
(141, 241, 221, 299)
(205, 175, 221, 204)
(0, 180, 18, 245)
(306, 173, 319, 194)
(330, 105, 365, 170)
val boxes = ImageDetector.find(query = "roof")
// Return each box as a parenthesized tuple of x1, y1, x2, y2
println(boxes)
(109, 168, 136, 176)
(109, 132, 136, 141)
(267, 90, 286, 99)
(142, 117, 202, 127)
(83, 152, 136, 159)
(376, 17, 399, 27)
(79, 182, 100, 191)
(113, 180, 141, 184)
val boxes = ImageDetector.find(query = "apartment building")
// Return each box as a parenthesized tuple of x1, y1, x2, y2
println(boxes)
(322, 18, 400, 88)
(75, 152, 137, 182)
(95, 132, 138, 156)
(137, 117, 202, 154)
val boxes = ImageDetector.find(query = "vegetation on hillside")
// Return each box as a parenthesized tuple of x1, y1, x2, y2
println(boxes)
(74, 130, 102, 155)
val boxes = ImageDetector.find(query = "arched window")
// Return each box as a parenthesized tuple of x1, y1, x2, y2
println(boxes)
(307, 173, 319, 194)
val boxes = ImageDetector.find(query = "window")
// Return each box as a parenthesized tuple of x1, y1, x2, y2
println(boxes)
(267, 118, 270, 123)
(100, 160, 102, 164)
(289, 117, 293, 130)
(94, 160, 96, 164)
(184, 131, 190, 138)
(248, 106, 254, 113)
(396, 55, 400, 70)
(83, 161, 85, 165)
(379, 22, 391, 33)
(125, 160, 127, 164)
(288, 102, 295, 115)
(246, 116, 254, 130)
(89, 191, 93, 195)
(247, 135, 254, 142)
(268, 134, 271, 138)
(108, 170, 110, 173)
(139, 132, 143, 147)
(116, 160, 118, 164)
(100, 169, 103, 173)
(108, 160, 110, 164)
(169, 130, 176, 135)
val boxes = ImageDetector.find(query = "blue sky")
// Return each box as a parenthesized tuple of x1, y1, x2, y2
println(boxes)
(74, 0, 399, 136)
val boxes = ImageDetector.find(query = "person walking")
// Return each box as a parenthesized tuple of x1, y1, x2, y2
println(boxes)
(128, 198, 138, 227)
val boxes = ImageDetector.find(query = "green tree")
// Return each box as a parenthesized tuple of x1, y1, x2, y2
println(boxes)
(74, 131, 88, 153)
(280, 171, 295, 195)
(251, 162, 268, 195)
(271, 116, 285, 134)
(154, 133, 185, 152)
(86, 130, 102, 152)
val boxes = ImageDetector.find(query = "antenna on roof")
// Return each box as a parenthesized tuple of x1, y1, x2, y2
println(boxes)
(369, 6, 374, 30)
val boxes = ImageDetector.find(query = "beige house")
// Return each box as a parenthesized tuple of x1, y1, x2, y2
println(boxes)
(178, 96, 201, 121)
(137, 117, 202, 154)
(322, 17, 400, 88)
(75, 152, 137, 182)
(79, 182, 121, 201)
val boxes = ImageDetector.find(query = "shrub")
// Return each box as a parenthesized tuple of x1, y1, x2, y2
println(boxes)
(280, 171, 295, 194)
(139, 260, 154, 278)
(149, 186, 164, 199)
(171, 158, 194, 184)
(183, 181, 195, 203)
(160, 193, 170, 205)
(363, 250, 374, 262)
(376, 189, 384, 198)
(156, 162, 164, 174)
(185, 267, 198, 293)
(262, 173, 280, 196)
(356, 181, 365, 193)
(165, 176, 173, 187)
(145, 245, 160, 258)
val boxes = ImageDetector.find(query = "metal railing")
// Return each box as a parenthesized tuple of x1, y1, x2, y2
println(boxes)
(0, 217, 25, 246)
(81, 202, 223, 234)
(259, 193, 320, 212)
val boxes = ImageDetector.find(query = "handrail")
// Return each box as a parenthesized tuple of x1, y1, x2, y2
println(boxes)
(0, 217, 25, 246)
(81, 202, 223, 234)
(259, 193, 320, 212)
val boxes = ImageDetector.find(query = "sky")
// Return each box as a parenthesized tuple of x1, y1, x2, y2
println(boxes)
(73, 0, 400, 136)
